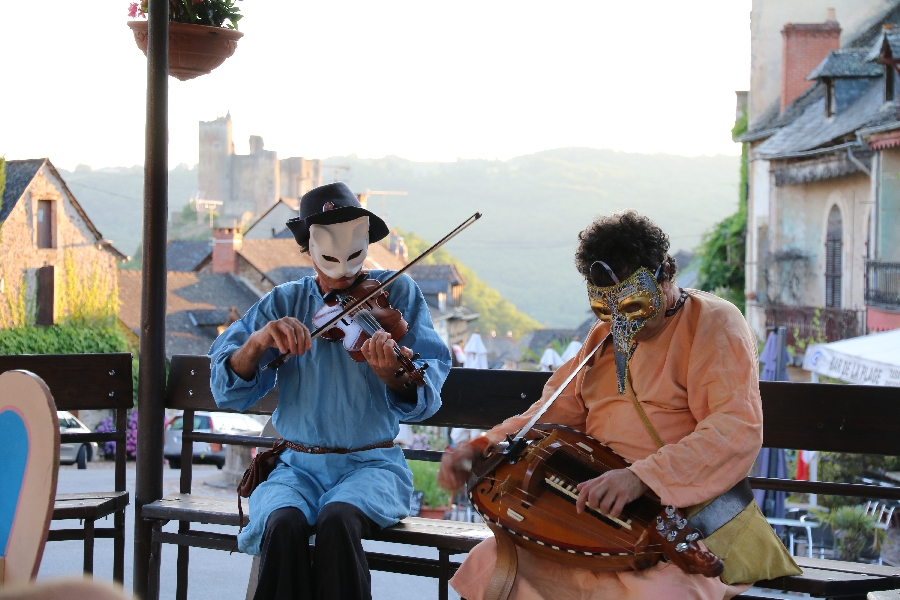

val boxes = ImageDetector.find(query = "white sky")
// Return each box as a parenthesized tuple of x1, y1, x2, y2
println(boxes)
(1, 0, 750, 170)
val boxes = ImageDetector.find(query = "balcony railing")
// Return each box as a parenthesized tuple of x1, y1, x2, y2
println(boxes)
(765, 305, 865, 347)
(866, 260, 900, 310)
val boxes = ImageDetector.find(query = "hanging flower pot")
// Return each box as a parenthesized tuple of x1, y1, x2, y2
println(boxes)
(127, 20, 243, 81)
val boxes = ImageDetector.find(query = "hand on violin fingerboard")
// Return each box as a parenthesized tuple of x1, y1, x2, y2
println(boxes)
(360, 330, 417, 400)
(228, 318, 312, 380)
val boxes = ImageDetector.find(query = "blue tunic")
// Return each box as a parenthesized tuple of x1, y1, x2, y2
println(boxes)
(209, 271, 451, 555)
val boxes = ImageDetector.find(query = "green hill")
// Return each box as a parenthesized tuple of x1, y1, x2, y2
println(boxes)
(60, 148, 739, 327)
(332, 149, 739, 326)
(59, 164, 199, 260)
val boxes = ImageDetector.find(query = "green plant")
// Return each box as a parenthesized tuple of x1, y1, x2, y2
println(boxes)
(0, 155, 6, 215)
(129, 0, 242, 30)
(789, 308, 828, 357)
(814, 505, 885, 562)
(695, 112, 748, 312)
(396, 229, 541, 337)
(816, 452, 900, 509)
(408, 460, 450, 508)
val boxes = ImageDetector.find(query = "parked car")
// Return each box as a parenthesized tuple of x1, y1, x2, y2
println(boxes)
(58, 411, 100, 469)
(164, 411, 264, 469)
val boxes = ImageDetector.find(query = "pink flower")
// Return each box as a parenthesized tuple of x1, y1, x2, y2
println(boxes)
(127, 2, 139, 17)
(193, 0, 203, 3)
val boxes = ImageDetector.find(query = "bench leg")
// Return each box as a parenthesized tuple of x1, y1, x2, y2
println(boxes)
(438, 549, 450, 600)
(176, 522, 190, 600)
(114, 508, 126, 583)
(83, 519, 95, 576)
(147, 521, 163, 600)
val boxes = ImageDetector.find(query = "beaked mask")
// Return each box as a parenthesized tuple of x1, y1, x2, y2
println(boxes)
(309, 217, 369, 280)
(587, 261, 664, 393)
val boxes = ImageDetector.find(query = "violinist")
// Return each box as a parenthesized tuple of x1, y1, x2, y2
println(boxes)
(209, 182, 451, 600)
(439, 211, 799, 600)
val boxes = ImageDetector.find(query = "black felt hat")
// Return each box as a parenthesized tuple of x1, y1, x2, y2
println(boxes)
(285, 182, 389, 247)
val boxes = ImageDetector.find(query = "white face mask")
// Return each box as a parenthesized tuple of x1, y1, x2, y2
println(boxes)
(309, 217, 369, 280)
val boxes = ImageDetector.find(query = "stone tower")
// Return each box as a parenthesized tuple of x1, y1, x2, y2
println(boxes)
(198, 113, 234, 206)
(197, 114, 323, 224)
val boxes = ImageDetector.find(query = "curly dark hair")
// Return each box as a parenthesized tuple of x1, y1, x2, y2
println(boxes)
(574, 210, 677, 286)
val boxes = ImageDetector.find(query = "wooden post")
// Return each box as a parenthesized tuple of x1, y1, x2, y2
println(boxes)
(133, 0, 168, 595)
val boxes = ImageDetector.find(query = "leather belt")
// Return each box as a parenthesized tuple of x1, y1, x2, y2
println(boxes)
(686, 477, 754, 538)
(283, 440, 395, 454)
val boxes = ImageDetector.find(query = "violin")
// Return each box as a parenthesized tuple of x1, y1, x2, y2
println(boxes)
(262, 212, 481, 372)
(467, 424, 724, 577)
(313, 273, 428, 388)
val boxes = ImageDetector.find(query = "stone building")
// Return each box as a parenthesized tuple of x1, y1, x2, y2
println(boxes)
(740, 2, 900, 343)
(198, 113, 322, 223)
(0, 159, 126, 328)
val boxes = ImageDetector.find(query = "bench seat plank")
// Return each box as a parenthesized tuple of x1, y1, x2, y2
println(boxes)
(758, 565, 900, 597)
(143, 493, 493, 552)
(145, 493, 490, 553)
(53, 492, 129, 520)
(143, 494, 247, 527)
(370, 517, 490, 553)
(794, 557, 900, 579)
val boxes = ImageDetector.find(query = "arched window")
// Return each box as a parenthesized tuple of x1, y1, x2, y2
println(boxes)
(825, 205, 843, 308)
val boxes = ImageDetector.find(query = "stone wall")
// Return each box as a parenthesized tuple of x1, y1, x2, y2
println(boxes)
(0, 165, 119, 328)
(769, 173, 871, 310)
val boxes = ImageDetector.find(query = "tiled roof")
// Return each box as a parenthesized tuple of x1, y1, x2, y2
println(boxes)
(754, 80, 888, 157)
(235, 238, 406, 286)
(807, 50, 881, 79)
(416, 279, 452, 296)
(366, 243, 407, 271)
(406, 264, 466, 286)
(0, 159, 127, 260)
(1, 159, 45, 223)
(519, 328, 577, 355)
(167, 240, 212, 272)
(118, 270, 260, 358)
(742, 3, 900, 142)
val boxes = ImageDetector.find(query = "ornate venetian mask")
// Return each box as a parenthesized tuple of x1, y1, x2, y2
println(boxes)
(587, 263, 663, 393)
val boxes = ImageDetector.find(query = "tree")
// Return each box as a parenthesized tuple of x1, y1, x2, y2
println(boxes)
(695, 113, 748, 312)
(396, 230, 541, 337)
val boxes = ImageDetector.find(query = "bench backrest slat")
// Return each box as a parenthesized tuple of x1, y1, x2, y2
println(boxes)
(0, 353, 134, 410)
(759, 381, 900, 455)
(166, 356, 900, 456)
(166, 354, 277, 414)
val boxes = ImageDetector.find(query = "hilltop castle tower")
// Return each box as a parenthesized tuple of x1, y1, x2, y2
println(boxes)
(198, 113, 322, 223)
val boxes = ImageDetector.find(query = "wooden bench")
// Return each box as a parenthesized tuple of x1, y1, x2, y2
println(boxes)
(0, 353, 133, 582)
(143, 354, 900, 600)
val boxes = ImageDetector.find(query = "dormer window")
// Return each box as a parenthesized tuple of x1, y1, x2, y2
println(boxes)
(825, 78, 836, 117)
(886, 65, 896, 101)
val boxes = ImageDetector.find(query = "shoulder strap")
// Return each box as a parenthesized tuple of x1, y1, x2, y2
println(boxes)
(484, 523, 518, 600)
(626, 366, 665, 449)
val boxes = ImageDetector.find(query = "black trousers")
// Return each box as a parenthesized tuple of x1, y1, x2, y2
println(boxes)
(254, 502, 379, 600)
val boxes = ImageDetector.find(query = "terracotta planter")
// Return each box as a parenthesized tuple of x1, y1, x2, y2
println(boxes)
(417, 506, 449, 520)
(127, 21, 243, 81)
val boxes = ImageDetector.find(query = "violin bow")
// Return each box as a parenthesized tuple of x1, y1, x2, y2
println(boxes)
(502, 332, 609, 459)
(263, 212, 483, 370)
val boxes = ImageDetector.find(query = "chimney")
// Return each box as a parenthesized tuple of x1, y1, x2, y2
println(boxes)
(212, 228, 243, 274)
(781, 11, 841, 112)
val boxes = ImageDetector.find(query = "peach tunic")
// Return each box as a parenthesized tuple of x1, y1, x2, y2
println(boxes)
(451, 290, 761, 600)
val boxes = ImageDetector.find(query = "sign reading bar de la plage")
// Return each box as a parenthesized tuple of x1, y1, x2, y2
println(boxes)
(804, 344, 900, 387)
